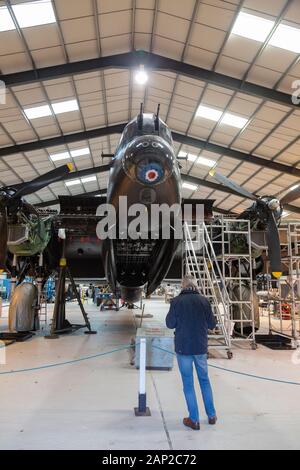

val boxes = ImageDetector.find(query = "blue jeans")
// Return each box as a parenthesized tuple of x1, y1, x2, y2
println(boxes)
(177, 353, 216, 423)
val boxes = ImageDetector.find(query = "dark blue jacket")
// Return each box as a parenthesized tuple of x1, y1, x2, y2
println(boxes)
(166, 288, 216, 355)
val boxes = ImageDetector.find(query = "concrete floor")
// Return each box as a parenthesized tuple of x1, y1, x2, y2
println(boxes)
(0, 296, 300, 450)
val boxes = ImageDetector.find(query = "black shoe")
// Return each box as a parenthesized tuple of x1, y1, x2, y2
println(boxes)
(208, 416, 217, 425)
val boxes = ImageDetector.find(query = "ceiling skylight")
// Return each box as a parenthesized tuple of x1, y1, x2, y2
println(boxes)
(196, 105, 222, 121)
(231, 11, 274, 42)
(24, 99, 79, 119)
(52, 99, 79, 114)
(196, 104, 248, 129)
(221, 112, 248, 129)
(231, 11, 300, 54)
(269, 24, 300, 54)
(71, 148, 90, 158)
(187, 154, 197, 162)
(50, 148, 90, 162)
(197, 155, 216, 167)
(182, 182, 197, 191)
(82, 176, 97, 184)
(178, 151, 197, 162)
(0, 6, 15, 32)
(65, 179, 81, 187)
(12, 0, 56, 28)
(24, 104, 52, 119)
(50, 151, 70, 162)
(66, 175, 97, 187)
(178, 151, 216, 167)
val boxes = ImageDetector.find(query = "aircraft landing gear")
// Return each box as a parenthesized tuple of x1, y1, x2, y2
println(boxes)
(45, 239, 97, 338)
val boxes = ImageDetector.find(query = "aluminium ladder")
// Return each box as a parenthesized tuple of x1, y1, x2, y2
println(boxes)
(38, 292, 48, 327)
(183, 222, 233, 358)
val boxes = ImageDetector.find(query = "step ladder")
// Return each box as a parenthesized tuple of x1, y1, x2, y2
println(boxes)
(39, 292, 48, 326)
(183, 222, 232, 358)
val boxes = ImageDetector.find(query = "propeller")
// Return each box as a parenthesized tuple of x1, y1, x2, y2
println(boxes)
(209, 168, 257, 201)
(280, 185, 300, 205)
(265, 211, 282, 278)
(0, 163, 73, 270)
(12, 163, 73, 199)
(208, 167, 282, 278)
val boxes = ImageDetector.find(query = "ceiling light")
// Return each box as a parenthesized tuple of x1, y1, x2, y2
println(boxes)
(0, 6, 15, 32)
(135, 65, 148, 85)
(231, 11, 274, 42)
(282, 211, 290, 218)
(65, 179, 81, 187)
(24, 104, 52, 119)
(71, 148, 90, 158)
(290, 184, 299, 192)
(82, 176, 97, 184)
(50, 151, 70, 162)
(182, 182, 197, 191)
(12, 0, 56, 28)
(269, 24, 300, 54)
(52, 99, 79, 114)
(221, 112, 248, 129)
(196, 104, 222, 121)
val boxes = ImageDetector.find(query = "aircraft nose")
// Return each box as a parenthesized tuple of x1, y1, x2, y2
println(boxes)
(123, 136, 174, 185)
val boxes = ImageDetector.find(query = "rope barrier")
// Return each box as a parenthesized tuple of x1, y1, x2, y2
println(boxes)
(1, 341, 299, 386)
(151, 344, 300, 386)
(0, 343, 134, 375)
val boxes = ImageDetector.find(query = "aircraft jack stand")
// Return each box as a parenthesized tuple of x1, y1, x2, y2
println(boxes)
(45, 253, 97, 339)
(121, 298, 143, 310)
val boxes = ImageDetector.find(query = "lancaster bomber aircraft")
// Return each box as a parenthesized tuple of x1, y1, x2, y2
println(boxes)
(1, 104, 299, 324)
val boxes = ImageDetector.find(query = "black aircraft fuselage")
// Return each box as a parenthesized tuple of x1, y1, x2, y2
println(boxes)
(103, 112, 181, 302)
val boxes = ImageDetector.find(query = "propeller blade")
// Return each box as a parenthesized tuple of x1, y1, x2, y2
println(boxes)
(0, 205, 7, 269)
(281, 184, 300, 205)
(265, 211, 282, 278)
(209, 168, 257, 201)
(12, 163, 73, 199)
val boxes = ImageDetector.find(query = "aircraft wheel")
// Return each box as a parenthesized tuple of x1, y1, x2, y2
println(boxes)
(251, 342, 257, 350)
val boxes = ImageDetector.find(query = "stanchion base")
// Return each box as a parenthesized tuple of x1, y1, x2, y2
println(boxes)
(44, 334, 60, 339)
(84, 330, 97, 334)
(134, 407, 151, 417)
(135, 314, 153, 319)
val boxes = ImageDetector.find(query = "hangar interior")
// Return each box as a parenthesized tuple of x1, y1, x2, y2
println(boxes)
(1, 0, 300, 451)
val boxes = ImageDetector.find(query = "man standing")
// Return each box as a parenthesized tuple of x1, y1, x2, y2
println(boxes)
(166, 275, 217, 430)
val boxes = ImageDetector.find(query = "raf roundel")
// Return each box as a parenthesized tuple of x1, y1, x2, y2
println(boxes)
(137, 162, 164, 184)
(145, 168, 159, 182)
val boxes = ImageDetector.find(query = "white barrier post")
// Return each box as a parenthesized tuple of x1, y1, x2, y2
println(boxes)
(134, 338, 151, 416)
